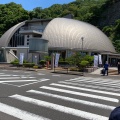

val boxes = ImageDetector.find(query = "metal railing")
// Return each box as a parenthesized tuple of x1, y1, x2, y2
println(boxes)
(20, 26, 43, 32)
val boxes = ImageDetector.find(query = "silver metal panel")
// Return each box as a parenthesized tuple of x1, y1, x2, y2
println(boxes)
(42, 18, 116, 53)
(0, 21, 26, 47)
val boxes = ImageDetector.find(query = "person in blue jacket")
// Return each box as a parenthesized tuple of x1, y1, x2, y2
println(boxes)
(109, 106, 120, 120)
(103, 61, 109, 76)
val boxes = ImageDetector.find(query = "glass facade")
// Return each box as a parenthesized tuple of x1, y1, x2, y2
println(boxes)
(29, 38, 48, 53)
(9, 29, 24, 47)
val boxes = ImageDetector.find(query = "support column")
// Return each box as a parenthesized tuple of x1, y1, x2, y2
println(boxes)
(51, 53, 55, 70)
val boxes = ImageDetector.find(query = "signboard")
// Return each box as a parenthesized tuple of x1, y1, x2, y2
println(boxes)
(19, 53, 24, 65)
(98, 54, 102, 65)
(55, 53, 60, 67)
(94, 55, 98, 67)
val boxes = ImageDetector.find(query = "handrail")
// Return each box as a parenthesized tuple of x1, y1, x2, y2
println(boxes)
(8, 51, 18, 59)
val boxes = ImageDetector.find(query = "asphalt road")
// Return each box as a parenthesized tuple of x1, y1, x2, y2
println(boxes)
(0, 69, 119, 120)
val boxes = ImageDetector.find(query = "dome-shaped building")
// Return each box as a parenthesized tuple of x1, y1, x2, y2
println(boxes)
(43, 18, 115, 53)
(0, 17, 119, 65)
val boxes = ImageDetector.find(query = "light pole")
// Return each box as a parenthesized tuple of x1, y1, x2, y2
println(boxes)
(81, 37, 84, 56)
(81, 37, 84, 76)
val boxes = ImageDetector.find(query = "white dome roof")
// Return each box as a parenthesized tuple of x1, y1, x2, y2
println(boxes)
(42, 18, 115, 53)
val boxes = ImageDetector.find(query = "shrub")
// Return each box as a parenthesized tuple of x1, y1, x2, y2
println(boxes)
(11, 62, 19, 66)
(23, 63, 35, 67)
(83, 55, 94, 66)
(39, 60, 46, 66)
(44, 55, 51, 61)
(10, 59, 19, 64)
(23, 60, 28, 63)
(80, 60, 89, 68)
(33, 65, 38, 69)
(69, 67, 79, 71)
(58, 61, 69, 66)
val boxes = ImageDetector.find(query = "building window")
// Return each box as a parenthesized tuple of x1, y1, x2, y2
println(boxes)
(9, 30, 24, 47)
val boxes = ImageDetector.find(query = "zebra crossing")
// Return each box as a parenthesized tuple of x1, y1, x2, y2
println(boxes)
(0, 76, 119, 120)
(0, 71, 49, 87)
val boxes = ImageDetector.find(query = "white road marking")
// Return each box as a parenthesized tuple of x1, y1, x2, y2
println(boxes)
(65, 77, 85, 81)
(27, 89, 115, 110)
(20, 77, 36, 79)
(0, 73, 5, 74)
(40, 86, 119, 102)
(66, 77, 83, 80)
(52, 75, 60, 76)
(66, 77, 120, 83)
(50, 83, 120, 96)
(0, 77, 20, 79)
(21, 77, 27, 78)
(59, 81, 120, 92)
(10, 94, 108, 120)
(69, 78, 120, 88)
(1, 82, 20, 87)
(13, 71, 19, 72)
(37, 73, 45, 75)
(0, 75, 20, 77)
(69, 78, 120, 86)
(24, 72, 32, 73)
(18, 79, 50, 87)
(12, 75, 20, 76)
(0, 102, 50, 120)
(0, 75, 11, 77)
(29, 77, 36, 78)
(2, 70, 7, 71)
(0, 75, 19, 77)
(0, 79, 38, 83)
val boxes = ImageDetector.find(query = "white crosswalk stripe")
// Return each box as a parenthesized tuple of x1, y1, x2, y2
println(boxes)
(0, 79, 38, 83)
(67, 77, 120, 88)
(10, 94, 108, 120)
(40, 86, 119, 102)
(52, 74, 60, 76)
(73, 79, 120, 87)
(0, 73, 5, 74)
(0, 72, 48, 87)
(27, 89, 115, 110)
(0, 102, 50, 120)
(0, 76, 120, 120)
(58, 81, 120, 92)
(0, 77, 21, 79)
(37, 73, 45, 75)
(50, 83, 120, 96)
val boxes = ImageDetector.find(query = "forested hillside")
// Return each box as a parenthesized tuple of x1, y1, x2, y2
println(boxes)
(0, 0, 120, 52)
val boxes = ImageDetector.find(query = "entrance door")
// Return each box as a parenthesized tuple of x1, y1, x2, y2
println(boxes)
(0, 50, 5, 62)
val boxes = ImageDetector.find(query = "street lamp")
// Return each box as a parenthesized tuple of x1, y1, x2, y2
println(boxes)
(81, 37, 84, 56)
(81, 37, 84, 76)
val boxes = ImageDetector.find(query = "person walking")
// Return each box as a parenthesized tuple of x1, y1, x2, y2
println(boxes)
(103, 61, 109, 76)
(117, 62, 120, 74)
(109, 106, 120, 120)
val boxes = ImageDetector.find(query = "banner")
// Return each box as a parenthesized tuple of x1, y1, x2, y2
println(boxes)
(55, 53, 60, 67)
(98, 54, 102, 65)
(19, 53, 24, 65)
(94, 55, 98, 67)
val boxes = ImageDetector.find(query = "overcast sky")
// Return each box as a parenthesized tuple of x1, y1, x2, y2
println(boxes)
(0, 0, 75, 11)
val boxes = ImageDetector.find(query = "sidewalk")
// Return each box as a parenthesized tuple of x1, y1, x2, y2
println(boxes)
(84, 67, 120, 80)
(0, 64, 119, 80)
